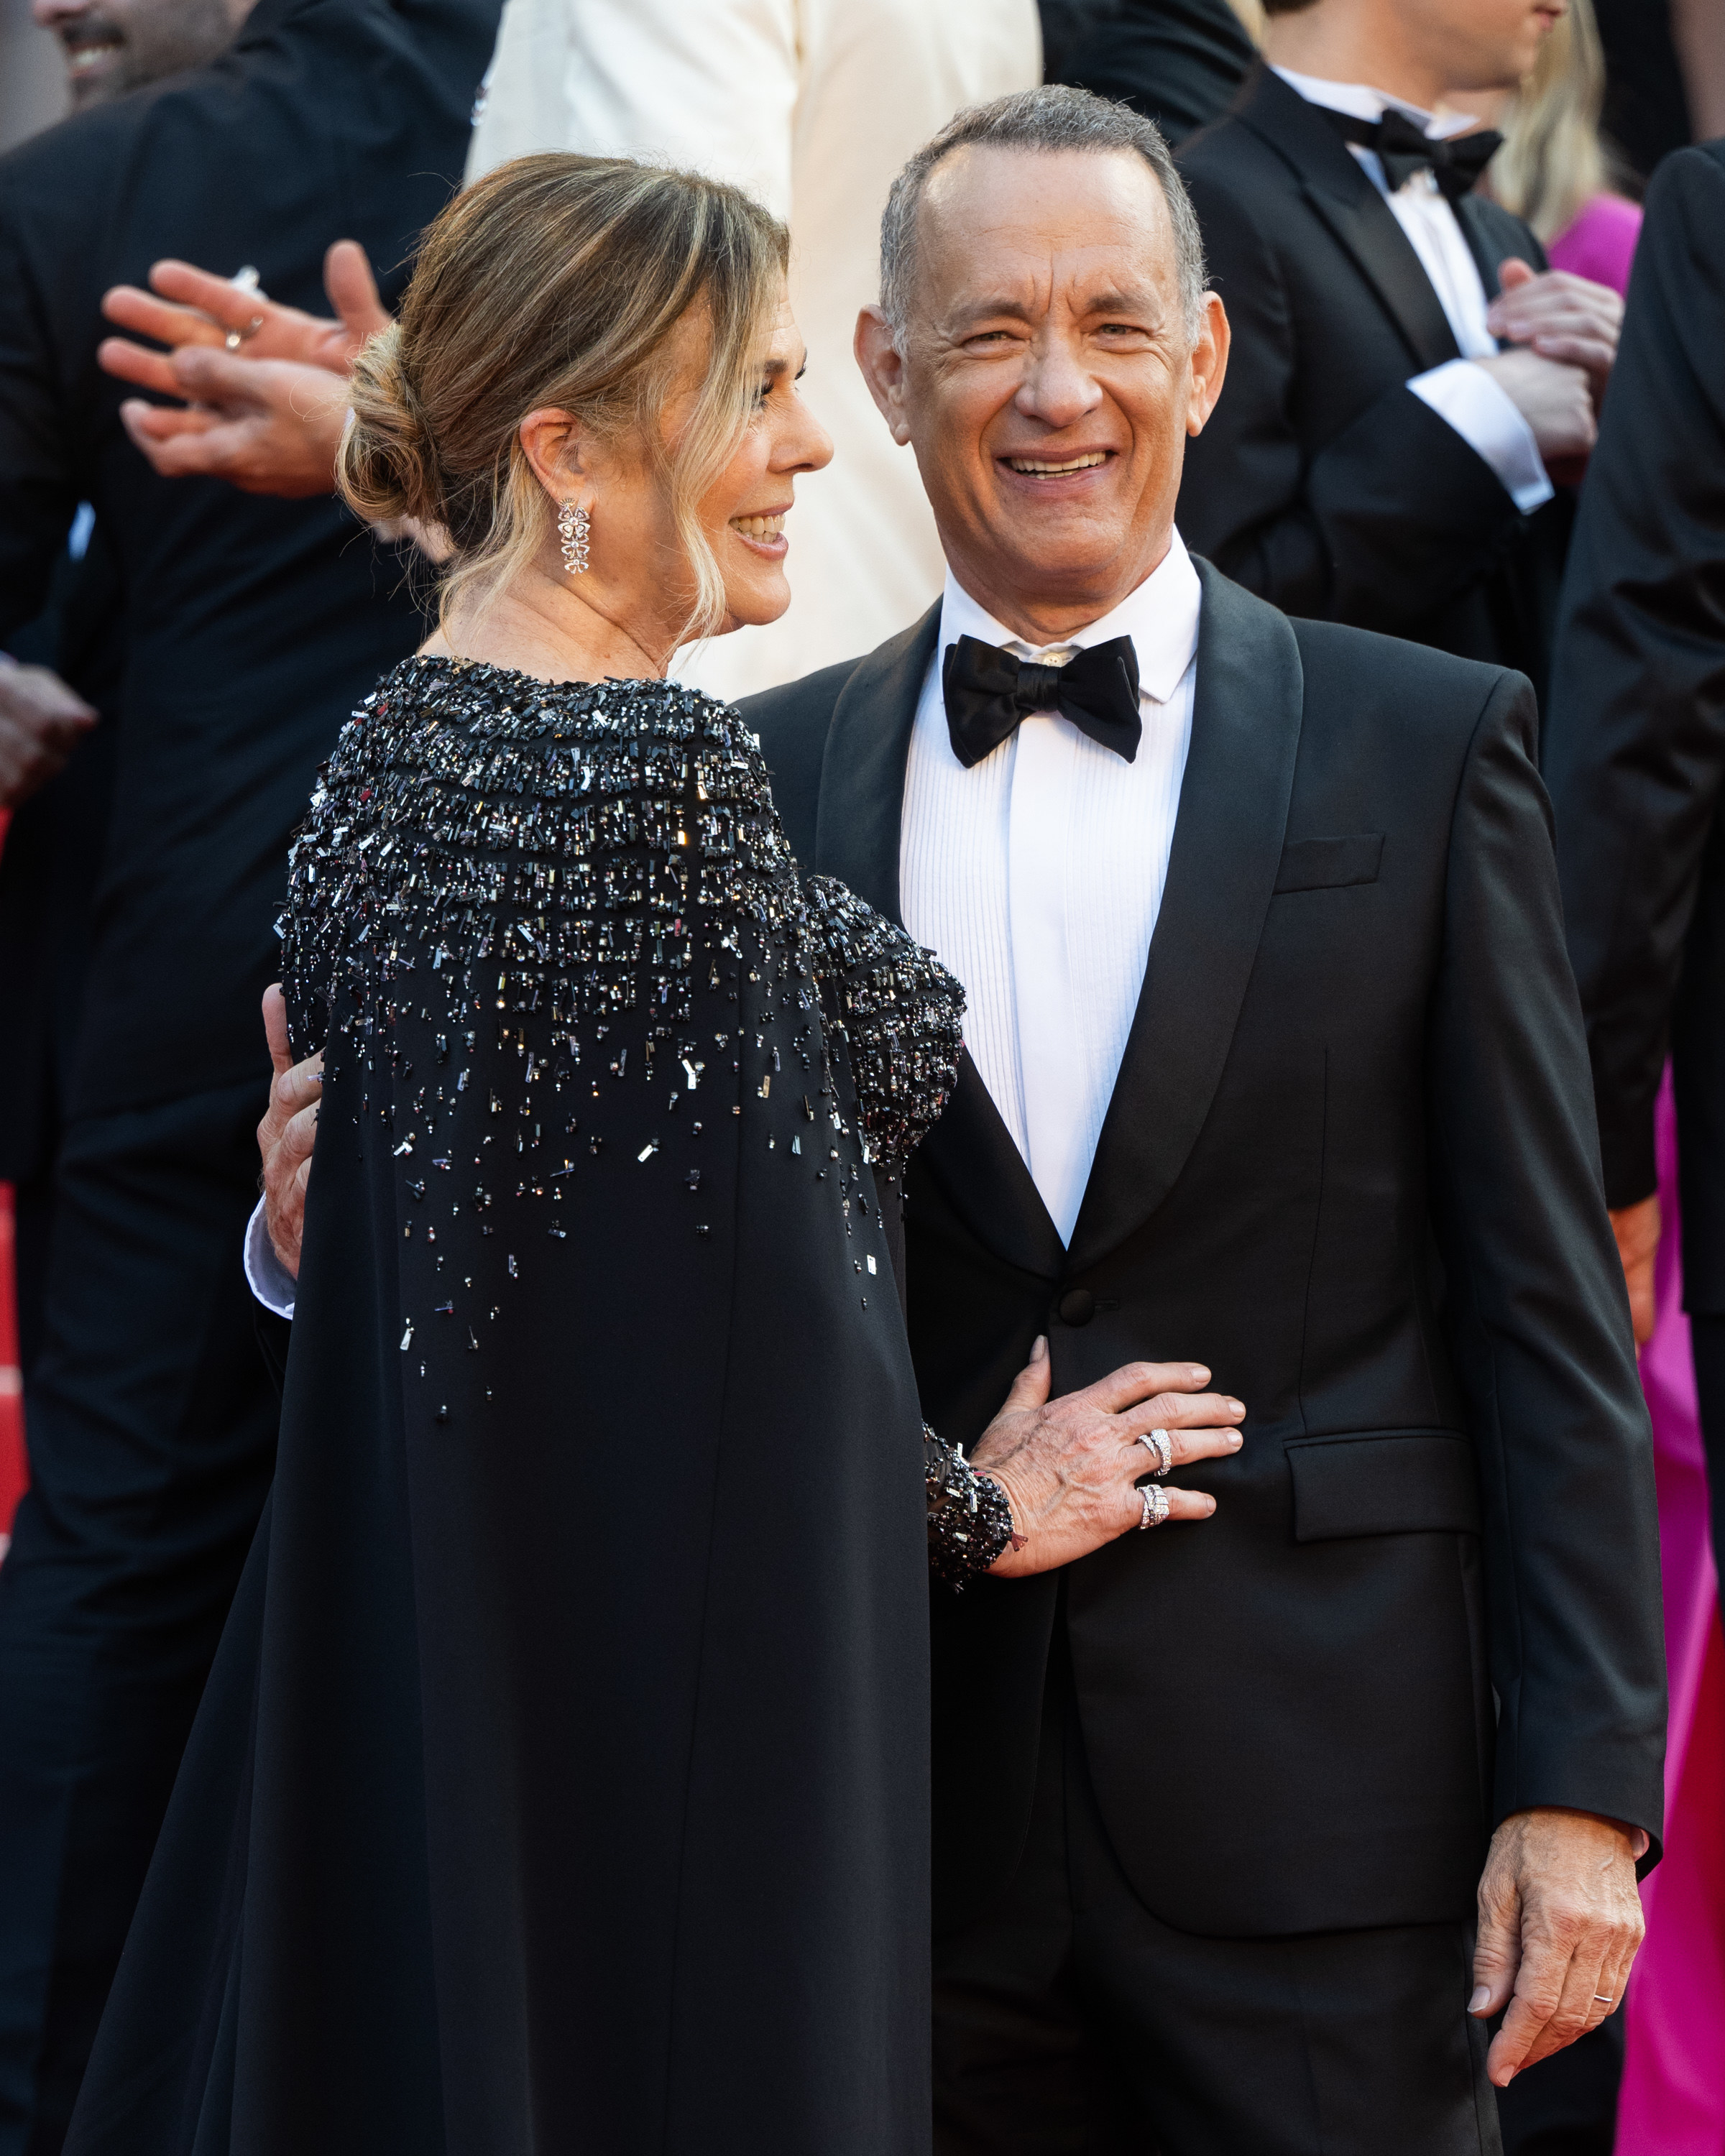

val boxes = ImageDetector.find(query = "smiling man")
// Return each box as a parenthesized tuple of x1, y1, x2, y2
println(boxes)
(746, 85, 1665, 2155)
(31, 0, 252, 107)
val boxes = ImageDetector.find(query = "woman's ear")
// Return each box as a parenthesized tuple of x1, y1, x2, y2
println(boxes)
(518, 407, 585, 503)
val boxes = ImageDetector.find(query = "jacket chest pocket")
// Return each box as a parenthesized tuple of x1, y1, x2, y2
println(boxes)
(1286, 1428, 1479, 1542)
(1274, 833, 1384, 894)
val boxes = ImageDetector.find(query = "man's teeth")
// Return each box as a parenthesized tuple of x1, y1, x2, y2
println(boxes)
(731, 514, 785, 538)
(1008, 453, 1109, 474)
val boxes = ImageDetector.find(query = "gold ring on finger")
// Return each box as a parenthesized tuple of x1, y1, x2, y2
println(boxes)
(1136, 1429, 1172, 1478)
(1138, 1484, 1170, 1529)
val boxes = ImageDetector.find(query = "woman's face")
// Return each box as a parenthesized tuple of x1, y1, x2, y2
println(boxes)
(521, 282, 832, 663)
(691, 292, 834, 635)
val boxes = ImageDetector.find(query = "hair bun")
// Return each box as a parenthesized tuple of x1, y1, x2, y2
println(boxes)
(337, 322, 445, 531)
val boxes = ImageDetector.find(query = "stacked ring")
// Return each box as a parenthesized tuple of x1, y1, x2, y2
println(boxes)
(1138, 1485, 1170, 1529)
(1136, 1429, 1173, 1478)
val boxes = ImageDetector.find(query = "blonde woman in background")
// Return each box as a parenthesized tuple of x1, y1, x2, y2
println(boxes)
(1450, 0, 1642, 296)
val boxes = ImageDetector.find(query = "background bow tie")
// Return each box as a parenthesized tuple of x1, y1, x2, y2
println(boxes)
(942, 633, 1141, 770)
(1318, 105, 1502, 203)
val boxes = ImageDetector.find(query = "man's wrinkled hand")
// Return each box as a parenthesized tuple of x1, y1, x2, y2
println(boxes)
(104, 351, 351, 497)
(0, 656, 97, 808)
(257, 984, 322, 1280)
(1488, 257, 1622, 406)
(1471, 1807, 1646, 2086)
(1610, 1194, 1661, 1348)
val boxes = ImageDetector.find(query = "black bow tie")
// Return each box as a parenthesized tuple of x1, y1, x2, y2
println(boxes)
(1317, 104, 1502, 203)
(942, 633, 1141, 770)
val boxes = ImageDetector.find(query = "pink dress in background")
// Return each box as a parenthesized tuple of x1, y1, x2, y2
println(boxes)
(1547, 190, 1643, 292)
(1616, 1077, 1725, 2154)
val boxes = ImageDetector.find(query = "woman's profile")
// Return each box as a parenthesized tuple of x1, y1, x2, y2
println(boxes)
(65, 155, 1241, 2156)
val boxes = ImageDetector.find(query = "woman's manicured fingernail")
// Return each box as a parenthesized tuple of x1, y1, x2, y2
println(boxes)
(1190, 1366, 1210, 1382)
(1228, 1432, 1242, 1449)
(1469, 1986, 1491, 2014)
(1225, 1399, 1243, 1414)
(1031, 1334, 1048, 1362)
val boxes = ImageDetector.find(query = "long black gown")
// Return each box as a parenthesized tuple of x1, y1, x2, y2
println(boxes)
(63, 659, 964, 2156)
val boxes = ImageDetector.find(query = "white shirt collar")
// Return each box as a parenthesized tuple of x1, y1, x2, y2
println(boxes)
(937, 527, 1201, 707)
(1271, 65, 1476, 142)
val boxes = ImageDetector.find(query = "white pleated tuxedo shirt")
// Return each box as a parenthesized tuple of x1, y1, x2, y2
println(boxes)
(900, 533, 1201, 1248)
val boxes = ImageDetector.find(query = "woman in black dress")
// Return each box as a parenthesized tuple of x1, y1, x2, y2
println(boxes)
(65, 155, 1242, 2156)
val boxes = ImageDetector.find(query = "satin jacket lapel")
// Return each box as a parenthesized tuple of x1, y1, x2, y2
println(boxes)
(812, 603, 939, 922)
(1065, 563, 1304, 1275)
(814, 602, 1064, 1281)
(1236, 65, 1460, 373)
(1453, 195, 1508, 305)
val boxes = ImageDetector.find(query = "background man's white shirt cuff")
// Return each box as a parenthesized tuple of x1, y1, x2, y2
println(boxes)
(244, 1197, 296, 1319)
(1409, 359, 1555, 514)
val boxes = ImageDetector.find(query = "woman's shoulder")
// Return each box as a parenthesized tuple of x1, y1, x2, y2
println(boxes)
(331, 655, 762, 777)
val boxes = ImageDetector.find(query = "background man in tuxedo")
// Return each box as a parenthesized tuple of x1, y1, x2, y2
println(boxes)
(748, 86, 1663, 2152)
(1174, 0, 1622, 703)
(1544, 140, 1725, 1560)
(0, 4, 497, 2144)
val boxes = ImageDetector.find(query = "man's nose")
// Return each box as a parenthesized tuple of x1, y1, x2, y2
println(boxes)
(1015, 342, 1103, 430)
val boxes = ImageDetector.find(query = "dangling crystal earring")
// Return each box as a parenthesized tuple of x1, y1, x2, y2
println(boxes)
(557, 499, 590, 576)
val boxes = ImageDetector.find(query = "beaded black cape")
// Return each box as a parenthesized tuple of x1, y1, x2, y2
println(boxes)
(72, 660, 962, 2156)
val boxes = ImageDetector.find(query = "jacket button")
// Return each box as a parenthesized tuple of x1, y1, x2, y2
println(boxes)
(1056, 1288, 1095, 1327)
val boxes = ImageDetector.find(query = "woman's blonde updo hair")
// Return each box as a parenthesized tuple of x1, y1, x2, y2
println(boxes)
(339, 152, 789, 640)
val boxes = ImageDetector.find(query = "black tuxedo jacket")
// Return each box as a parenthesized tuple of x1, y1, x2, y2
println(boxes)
(1176, 65, 1573, 701)
(0, 0, 498, 1151)
(745, 563, 1665, 1938)
(1054, 0, 1255, 147)
(1544, 141, 1725, 1310)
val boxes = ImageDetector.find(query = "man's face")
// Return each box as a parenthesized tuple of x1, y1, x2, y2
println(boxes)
(857, 145, 1227, 632)
(32, 0, 246, 109)
(1401, 0, 1565, 93)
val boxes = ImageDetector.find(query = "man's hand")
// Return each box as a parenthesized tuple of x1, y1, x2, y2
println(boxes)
(0, 655, 97, 808)
(1471, 347, 1596, 484)
(970, 1343, 1243, 1576)
(1471, 1807, 1647, 2086)
(98, 241, 390, 497)
(1611, 1193, 1662, 1348)
(104, 354, 352, 496)
(257, 985, 322, 1279)
(1487, 257, 1622, 407)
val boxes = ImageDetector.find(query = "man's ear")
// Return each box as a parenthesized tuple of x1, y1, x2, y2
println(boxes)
(1185, 292, 1230, 437)
(854, 306, 914, 446)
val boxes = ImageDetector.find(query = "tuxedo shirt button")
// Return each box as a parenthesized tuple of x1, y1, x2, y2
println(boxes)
(1056, 1289, 1095, 1327)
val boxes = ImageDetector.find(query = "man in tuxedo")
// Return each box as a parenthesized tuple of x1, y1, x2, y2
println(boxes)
(1174, 0, 1622, 703)
(748, 85, 1663, 2152)
(1544, 141, 1725, 1552)
(0, 4, 497, 2145)
(1052, 0, 1257, 147)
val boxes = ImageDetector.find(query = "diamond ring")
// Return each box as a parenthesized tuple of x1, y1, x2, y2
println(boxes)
(1136, 1429, 1173, 1478)
(1138, 1484, 1170, 1529)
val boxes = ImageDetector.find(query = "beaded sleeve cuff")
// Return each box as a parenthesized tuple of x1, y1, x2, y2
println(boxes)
(925, 1425, 1017, 1585)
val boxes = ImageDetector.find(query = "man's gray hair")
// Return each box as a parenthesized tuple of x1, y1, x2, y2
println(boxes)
(879, 84, 1209, 344)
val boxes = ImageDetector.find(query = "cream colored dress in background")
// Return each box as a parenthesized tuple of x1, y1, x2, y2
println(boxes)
(466, 0, 1041, 698)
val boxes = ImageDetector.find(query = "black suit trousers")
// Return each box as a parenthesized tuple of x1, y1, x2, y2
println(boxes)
(0, 1079, 277, 2156)
(933, 1618, 1502, 2156)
